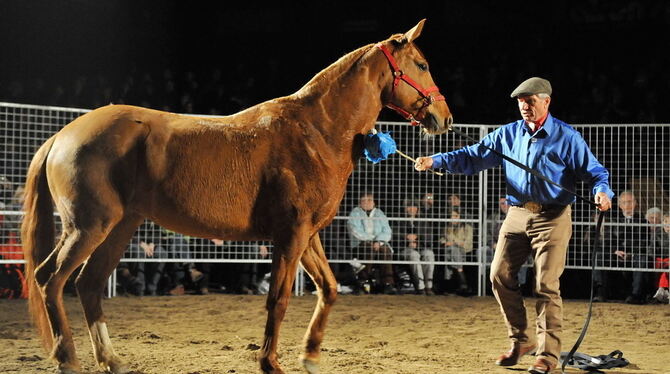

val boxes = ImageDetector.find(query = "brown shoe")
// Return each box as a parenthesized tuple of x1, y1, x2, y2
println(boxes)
(495, 342, 537, 366)
(168, 285, 185, 296)
(190, 269, 204, 283)
(527, 358, 556, 374)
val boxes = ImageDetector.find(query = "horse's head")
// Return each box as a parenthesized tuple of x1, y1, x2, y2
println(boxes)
(377, 19, 453, 135)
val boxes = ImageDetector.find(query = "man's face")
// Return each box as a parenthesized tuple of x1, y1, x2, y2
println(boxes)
(618, 193, 637, 216)
(405, 205, 419, 216)
(647, 212, 662, 225)
(517, 94, 550, 123)
(663, 215, 670, 234)
(359, 195, 375, 211)
(449, 194, 461, 206)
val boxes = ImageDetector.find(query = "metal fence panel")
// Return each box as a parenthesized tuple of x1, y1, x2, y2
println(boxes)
(2, 103, 669, 295)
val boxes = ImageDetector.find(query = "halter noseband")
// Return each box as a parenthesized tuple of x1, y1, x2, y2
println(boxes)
(376, 43, 445, 126)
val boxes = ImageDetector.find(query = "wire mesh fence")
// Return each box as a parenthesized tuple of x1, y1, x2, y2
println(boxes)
(1, 102, 669, 296)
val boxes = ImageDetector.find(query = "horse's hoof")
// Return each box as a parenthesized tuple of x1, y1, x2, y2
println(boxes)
(104, 359, 132, 374)
(260, 357, 285, 374)
(55, 364, 80, 374)
(300, 356, 320, 374)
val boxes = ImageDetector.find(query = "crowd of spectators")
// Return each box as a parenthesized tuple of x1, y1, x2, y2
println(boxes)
(1, 1, 669, 124)
(1, 53, 667, 126)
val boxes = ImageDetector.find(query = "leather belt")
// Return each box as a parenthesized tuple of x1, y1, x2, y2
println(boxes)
(515, 202, 564, 214)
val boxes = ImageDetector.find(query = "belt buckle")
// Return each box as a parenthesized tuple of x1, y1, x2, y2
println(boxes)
(523, 201, 542, 213)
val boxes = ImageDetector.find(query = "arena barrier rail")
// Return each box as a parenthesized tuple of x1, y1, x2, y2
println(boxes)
(1, 102, 669, 297)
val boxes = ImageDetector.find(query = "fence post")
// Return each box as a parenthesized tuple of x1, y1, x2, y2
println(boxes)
(477, 125, 489, 297)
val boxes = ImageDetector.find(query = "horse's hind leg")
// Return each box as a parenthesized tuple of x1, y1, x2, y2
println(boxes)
(34, 220, 121, 373)
(299, 233, 338, 374)
(75, 214, 143, 374)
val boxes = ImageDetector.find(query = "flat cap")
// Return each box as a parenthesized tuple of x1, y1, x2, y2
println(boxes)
(510, 77, 552, 98)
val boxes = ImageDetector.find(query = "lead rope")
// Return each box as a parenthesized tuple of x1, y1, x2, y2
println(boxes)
(561, 210, 605, 373)
(446, 126, 606, 373)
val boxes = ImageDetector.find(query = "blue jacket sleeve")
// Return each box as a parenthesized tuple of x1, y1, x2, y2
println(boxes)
(430, 129, 504, 175)
(374, 210, 393, 243)
(568, 133, 615, 199)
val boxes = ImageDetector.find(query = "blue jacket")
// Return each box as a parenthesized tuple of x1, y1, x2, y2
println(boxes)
(347, 207, 393, 249)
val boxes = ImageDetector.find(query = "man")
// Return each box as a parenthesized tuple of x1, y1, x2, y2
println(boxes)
(395, 198, 435, 295)
(415, 77, 613, 374)
(347, 193, 397, 294)
(595, 191, 649, 304)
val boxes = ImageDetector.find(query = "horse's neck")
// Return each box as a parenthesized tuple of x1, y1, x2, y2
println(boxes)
(294, 46, 387, 139)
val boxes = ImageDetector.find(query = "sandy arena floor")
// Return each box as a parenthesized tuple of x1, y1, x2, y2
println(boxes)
(1, 294, 668, 374)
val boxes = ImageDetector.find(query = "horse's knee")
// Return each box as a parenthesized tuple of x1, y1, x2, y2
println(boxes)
(321, 284, 337, 305)
(40, 272, 67, 300)
(34, 266, 51, 290)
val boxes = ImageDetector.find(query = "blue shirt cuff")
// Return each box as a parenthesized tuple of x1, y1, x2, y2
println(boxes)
(430, 154, 444, 170)
(594, 185, 615, 199)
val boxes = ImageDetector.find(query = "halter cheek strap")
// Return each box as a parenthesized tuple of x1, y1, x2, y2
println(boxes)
(376, 43, 445, 126)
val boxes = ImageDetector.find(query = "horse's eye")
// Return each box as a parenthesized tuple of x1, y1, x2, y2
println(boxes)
(417, 62, 428, 71)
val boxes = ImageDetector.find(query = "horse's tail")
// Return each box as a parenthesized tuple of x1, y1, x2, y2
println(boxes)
(21, 135, 57, 351)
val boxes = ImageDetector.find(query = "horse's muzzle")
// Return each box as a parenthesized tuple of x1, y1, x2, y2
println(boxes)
(422, 112, 452, 135)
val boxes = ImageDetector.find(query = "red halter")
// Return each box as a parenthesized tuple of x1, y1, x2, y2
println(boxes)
(376, 43, 445, 126)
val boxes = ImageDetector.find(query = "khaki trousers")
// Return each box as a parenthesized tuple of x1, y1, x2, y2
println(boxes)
(490, 205, 572, 365)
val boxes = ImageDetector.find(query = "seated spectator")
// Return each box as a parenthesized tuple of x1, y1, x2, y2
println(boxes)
(159, 230, 204, 296)
(119, 221, 171, 296)
(595, 190, 650, 304)
(651, 213, 670, 303)
(211, 239, 270, 295)
(116, 262, 144, 296)
(347, 192, 397, 294)
(121, 223, 205, 296)
(440, 207, 473, 295)
(395, 197, 435, 295)
(646, 207, 664, 254)
(0, 185, 27, 299)
(447, 192, 473, 220)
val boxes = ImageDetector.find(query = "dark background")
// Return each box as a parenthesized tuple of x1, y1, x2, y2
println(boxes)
(1, 0, 669, 124)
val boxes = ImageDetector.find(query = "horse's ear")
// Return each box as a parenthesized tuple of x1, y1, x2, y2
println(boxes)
(403, 19, 426, 43)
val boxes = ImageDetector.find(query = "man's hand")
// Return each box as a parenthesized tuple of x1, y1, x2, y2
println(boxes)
(140, 241, 155, 257)
(259, 245, 269, 258)
(614, 250, 627, 260)
(414, 157, 434, 171)
(595, 192, 612, 211)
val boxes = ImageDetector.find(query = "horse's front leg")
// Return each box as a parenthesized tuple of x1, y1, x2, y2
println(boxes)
(299, 233, 338, 374)
(259, 230, 309, 374)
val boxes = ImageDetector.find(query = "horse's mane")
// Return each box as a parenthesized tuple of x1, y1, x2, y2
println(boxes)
(295, 43, 375, 98)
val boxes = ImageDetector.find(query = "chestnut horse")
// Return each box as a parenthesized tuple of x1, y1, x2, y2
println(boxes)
(21, 19, 452, 374)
